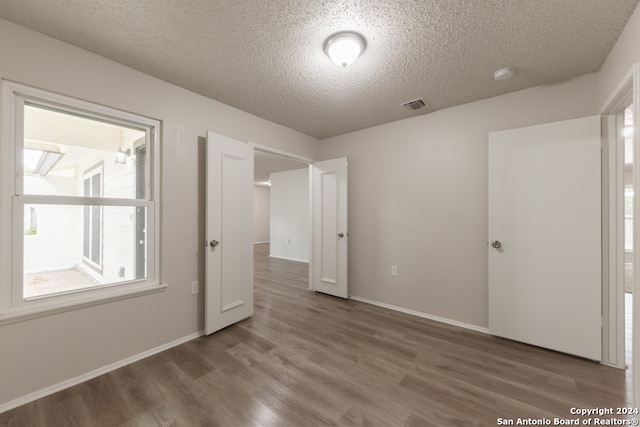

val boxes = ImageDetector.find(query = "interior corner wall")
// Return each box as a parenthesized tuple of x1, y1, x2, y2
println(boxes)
(253, 185, 270, 243)
(598, 3, 640, 106)
(318, 72, 600, 329)
(0, 18, 318, 409)
(269, 168, 310, 262)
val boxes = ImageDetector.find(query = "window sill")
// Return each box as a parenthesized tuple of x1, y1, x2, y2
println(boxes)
(0, 283, 168, 327)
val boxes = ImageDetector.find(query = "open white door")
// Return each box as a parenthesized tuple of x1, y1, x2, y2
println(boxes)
(205, 131, 253, 335)
(311, 158, 348, 298)
(488, 116, 601, 360)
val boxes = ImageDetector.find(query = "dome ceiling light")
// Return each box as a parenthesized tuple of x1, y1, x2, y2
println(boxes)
(324, 31, 366, 68)
(493, 67, 515, 81)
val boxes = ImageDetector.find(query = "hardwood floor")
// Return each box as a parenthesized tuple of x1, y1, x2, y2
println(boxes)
(0, 243, 632, 426)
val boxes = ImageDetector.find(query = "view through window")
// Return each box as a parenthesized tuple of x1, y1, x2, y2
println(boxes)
(21, 104, 148, 299)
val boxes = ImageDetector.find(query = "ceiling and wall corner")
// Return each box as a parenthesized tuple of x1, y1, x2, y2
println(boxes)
(599, 1, 640, 102)
(0, 1, 637, 139)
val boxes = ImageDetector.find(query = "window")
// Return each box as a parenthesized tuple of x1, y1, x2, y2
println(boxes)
(83, 164, 104, 271)
(0, 81, 163, 321)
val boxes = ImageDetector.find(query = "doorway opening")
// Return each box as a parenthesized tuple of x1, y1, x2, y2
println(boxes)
(252, 146, 313, 291)
(600, 69, 637, 372)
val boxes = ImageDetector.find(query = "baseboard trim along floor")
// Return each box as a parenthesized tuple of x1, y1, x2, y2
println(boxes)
(0, 332, 203, 414)
(349, 295, 490, 334)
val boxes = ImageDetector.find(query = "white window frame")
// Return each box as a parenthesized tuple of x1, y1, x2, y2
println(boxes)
(0, 81, 165, 325)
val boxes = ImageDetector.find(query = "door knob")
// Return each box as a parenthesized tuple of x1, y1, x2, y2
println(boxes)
(491, 240, 502, 249)
(338, 232, 344, 238)
(209, 240, 219, 248)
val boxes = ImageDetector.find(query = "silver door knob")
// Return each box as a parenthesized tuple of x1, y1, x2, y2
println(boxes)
(338, 232, 344, 238)
(491, 240, 502, 249)
(209, 240, 219, 248)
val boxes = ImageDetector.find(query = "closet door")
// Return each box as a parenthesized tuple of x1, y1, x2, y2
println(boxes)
(488, 116, 601, 360)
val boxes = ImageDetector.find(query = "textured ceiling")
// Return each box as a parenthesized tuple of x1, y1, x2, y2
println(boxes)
(0, 0, 638, 139)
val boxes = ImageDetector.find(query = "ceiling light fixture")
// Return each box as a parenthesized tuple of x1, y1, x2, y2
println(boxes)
(324, 31, 366, 68)
(493, 67, 515, 81)
(114, 147, 131, 164)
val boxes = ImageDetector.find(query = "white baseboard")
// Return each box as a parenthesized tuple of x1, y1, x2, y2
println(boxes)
(0, 331, 204, 414)
(268, 254, 309, 263)
(349, 295, 490, 334)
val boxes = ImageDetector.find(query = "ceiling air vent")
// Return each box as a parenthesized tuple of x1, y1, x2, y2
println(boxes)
(401, 98, 427, 111)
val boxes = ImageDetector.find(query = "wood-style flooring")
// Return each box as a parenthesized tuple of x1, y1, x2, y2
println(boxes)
(0, 243, 632, 426)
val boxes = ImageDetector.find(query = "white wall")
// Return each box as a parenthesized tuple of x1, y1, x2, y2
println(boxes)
(319, 73, 600, 329)
(23, 176, 77, 273)
(253, 185, 270, 243)
(269, 168, 310, 262)
(0, 18, 318, 408)
(23, 205, 77, 274)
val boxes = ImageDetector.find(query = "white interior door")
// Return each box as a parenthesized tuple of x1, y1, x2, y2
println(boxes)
(488, 116, 601, 360)
(311, 158, 348, 298)
(205, 131, 253, 335)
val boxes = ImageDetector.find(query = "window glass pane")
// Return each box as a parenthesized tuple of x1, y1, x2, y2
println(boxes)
(625, 187, 634, 218)
(24, 206, 37, 235)
(23, 204, 147, 299)
(91, 173, 101, 196)
(83, 205, 90, 258)
(90, 205, 102, 265)
(23, 104, 147, 199)
(626, 218, 634, 252)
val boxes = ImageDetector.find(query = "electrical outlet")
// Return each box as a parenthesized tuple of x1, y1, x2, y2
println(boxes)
(391, 266, 399, 277)
(191, 281, 199, 295)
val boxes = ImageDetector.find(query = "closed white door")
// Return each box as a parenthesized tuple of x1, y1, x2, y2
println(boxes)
(205, 131, 254, 335)
(312, 158, 348, 298)
(488, 116, 601, 360)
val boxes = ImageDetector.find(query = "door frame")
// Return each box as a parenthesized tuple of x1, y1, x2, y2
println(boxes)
(250, 142, 315, 290)
(599, 64, 639, 373)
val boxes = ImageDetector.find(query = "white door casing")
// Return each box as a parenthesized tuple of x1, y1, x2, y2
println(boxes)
(488, 116, 601, 361)
(311, 158, 348, 298)
(205, 131, 254, 335)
